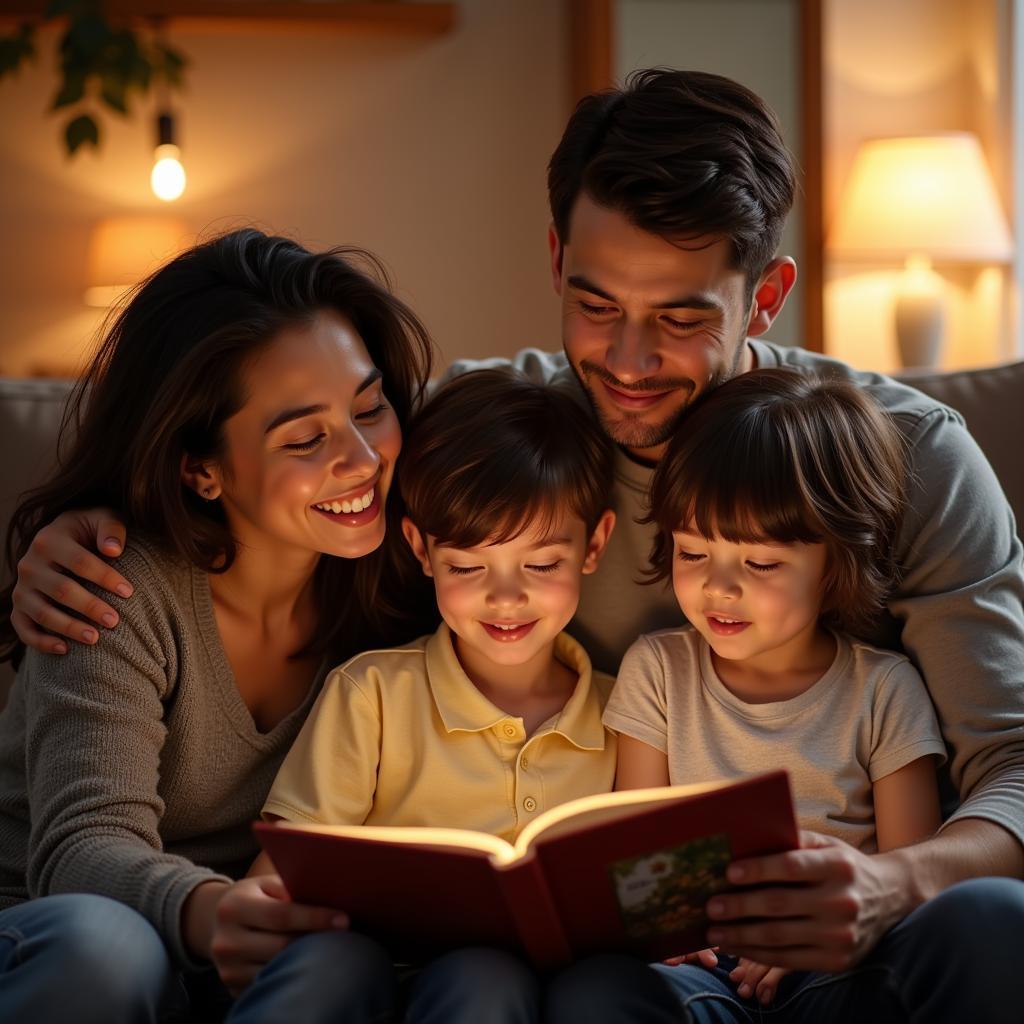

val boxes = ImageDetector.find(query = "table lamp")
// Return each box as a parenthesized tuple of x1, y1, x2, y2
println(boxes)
(827, 133, 1013, 368)
(85, 216, 191, 307)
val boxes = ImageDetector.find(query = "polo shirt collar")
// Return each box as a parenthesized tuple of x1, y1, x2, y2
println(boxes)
(424, 623, 608, 751)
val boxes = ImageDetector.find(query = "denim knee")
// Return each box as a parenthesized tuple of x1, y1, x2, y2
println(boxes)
(0, 893, 172, 1022)
(407, 946, 540, 1024)
(923, 876, 1024, 945)
(228, 929, 399, 1024)
(546, 954, 683, 1024)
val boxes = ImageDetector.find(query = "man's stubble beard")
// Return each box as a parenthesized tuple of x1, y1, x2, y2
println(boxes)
(571, 332, 750, 451)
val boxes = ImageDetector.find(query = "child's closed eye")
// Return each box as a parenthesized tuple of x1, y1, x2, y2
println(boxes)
(746, 561, 781, 573)
(676, 550, 705, 564)
(526, 561, 562, 574)
(446, 565, 481, 576)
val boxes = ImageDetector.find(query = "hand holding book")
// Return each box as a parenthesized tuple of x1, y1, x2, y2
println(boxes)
(256, 770, 799, 969)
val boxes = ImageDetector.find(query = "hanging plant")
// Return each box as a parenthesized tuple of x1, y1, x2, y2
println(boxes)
(0, 1, 188, 156)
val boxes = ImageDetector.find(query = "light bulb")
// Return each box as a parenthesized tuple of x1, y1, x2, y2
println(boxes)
(151, 142, 186, 201)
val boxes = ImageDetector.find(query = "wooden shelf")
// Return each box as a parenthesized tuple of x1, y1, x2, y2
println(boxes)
(0, 2, 456, 36)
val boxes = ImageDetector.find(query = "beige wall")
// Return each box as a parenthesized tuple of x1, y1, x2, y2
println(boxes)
(824, 0, 1017, 371)
(615, 0, 804, 349)
(0, 0, 568, 377)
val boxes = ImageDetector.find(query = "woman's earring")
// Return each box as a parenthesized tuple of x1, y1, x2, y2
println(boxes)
(202, 487, 213, 499)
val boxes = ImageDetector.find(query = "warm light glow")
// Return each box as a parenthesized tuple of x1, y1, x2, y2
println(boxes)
(828, 133, 1012, 262)
(151, 143, 187, 202)
(85, 216, 191, 307)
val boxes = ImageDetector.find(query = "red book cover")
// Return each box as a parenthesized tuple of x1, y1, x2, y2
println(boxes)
(255, 769, 798, 969)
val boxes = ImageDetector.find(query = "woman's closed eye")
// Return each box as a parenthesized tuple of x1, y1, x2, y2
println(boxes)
(355, 402, 388, 421)
(283, 433, 326, 452)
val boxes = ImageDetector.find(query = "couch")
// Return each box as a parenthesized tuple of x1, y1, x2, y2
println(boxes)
(1, 361, 1023, 703)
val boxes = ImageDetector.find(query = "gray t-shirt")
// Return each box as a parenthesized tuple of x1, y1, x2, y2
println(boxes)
(444, 342, 1024, 849)
(0, 536, 325, 968)
(604, 627, 947, 852)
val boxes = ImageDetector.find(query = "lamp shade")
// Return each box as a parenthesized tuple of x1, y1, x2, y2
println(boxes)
(827, 133, 1013, 262)
(85, 216, 191, 307)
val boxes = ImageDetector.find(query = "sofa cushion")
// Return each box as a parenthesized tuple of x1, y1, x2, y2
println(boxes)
(0, 378, 74, 700)
(896, 360, 1024, 534)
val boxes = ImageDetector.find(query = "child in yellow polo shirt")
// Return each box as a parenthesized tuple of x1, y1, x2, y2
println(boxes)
(245, 369, 618, 1022)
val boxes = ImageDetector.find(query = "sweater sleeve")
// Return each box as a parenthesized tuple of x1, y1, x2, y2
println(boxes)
(889, 408, 1024, 847)
(20, 547, 231, 969)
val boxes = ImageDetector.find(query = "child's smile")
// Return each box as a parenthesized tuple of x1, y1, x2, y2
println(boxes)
(480, 619, 539, 643)
(402, 508, 615, 696)
(672, 527, 834, 695)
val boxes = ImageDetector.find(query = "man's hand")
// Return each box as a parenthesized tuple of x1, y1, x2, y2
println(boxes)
(208, 874, 348, 996)
(729, 958, 790, 1005)
(704, 830, 910, 972)
(12, 508, 132, 653)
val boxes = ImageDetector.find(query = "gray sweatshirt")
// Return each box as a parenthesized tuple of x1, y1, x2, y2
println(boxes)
(0, 536, 325, 968)
(444, 342, 1024, 849)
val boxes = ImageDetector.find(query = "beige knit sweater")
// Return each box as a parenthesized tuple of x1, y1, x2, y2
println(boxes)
(0, 536, 326, 967)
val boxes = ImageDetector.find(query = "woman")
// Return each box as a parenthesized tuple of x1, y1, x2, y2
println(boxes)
(0, 228, 435, 1021)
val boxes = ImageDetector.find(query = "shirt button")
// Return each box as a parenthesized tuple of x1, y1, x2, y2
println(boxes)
(523, 797, 537, 812)
(502, 724, 517, 738)
(520, 756, 529, 769)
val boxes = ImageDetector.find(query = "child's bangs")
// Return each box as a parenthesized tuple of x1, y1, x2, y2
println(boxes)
(671, 434, 823, 547)
(418, 459, 587, 550)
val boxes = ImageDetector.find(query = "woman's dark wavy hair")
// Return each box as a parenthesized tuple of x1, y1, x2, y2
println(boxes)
(548, 68, 797, 285)
(0, 227, 436, 666)
(645, 368, 908, 637)
(400, 368, 616, 546)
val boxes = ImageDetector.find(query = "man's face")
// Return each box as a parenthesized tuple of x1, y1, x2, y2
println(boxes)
(551, 194, 760, 462)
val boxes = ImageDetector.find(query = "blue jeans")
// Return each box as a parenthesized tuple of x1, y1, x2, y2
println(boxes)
(231, 933, 540, 1023)
(545, 878, 1024, 1023)
(0, 897, 539, 1024)
(0, 893, 176, 1023)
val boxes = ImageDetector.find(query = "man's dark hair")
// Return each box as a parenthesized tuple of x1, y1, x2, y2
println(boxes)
(400, 368, 615, 547)
(0, 228, 436, 666)
(645, 368, 908, 638)
(548, 68, 797, 283)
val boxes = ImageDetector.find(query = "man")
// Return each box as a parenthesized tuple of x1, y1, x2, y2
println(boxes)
(453, 69, 1024, 1022)
(11, 69, 1024, 1022)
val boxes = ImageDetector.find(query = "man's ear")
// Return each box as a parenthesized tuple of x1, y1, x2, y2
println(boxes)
(745, 257, 797, 338)
(401, 517, 434, 578)
(180, 454, 223, 501)
(581, 509, 616, 575)
(548, 222, 565, 297)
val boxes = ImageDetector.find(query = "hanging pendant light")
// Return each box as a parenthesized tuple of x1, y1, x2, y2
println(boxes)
(151, 110, 186, 202)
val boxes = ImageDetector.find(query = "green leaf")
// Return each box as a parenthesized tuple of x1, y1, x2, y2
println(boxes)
(100, 74, 127, 114)
(52, 69, 85, 109)
(61, 13, 110, 63)
(156, 44, 188, 88)
(0, 24, 36, 79)
(64, 112, 98, 156)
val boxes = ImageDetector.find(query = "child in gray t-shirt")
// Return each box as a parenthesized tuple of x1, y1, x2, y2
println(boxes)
(603, 368, 945, 1007)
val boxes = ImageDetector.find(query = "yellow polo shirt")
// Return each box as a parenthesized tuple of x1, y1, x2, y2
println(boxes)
(262, 623, 617, 842)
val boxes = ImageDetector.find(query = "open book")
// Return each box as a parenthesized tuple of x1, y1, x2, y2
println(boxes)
(255, 769, 797, 969)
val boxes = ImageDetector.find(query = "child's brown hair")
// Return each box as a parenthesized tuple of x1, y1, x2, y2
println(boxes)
(646, 367, 908, 637)
(400, 368, 615, 546)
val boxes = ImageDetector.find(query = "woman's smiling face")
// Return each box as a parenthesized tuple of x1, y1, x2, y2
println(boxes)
(196, 310, 402, 563)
